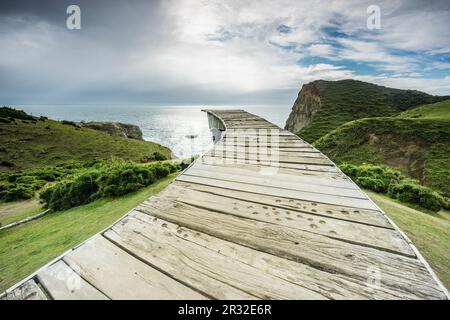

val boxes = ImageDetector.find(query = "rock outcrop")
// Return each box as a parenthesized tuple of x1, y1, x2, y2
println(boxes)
(284, 80, 327, 134)
(80, 122, 143, 140)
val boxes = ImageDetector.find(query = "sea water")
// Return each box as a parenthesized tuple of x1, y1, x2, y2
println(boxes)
(17, 105, 292, 158)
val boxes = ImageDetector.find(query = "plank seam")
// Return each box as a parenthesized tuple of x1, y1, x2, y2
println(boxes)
(174, 199, 414, 258)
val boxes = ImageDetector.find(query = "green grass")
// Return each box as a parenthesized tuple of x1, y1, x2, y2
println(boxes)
(0, 114, 171, 172)
(0, 200, 45, 227)
(399, 99, 450, 120)
(0, 173, 178, 293)
(314, 101, 450, 196)
(366, 190, 450, 290)
(294, 80, 447, 143)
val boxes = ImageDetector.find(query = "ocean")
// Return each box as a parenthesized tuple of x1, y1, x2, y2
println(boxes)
(17, 105, 292, 158)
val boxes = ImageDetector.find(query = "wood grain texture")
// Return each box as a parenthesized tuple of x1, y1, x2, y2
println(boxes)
(176, 174, 379, 210)
(173, 181, 392, 228)
(184, 167, 364, 197)
(137, 198, 446, 299)
(63, 235, 206, 300)
(105, 212, 326, 299)
(156, 185, 412, 256)
(124, 211, 429, 300)
(37, 261, 109, 300)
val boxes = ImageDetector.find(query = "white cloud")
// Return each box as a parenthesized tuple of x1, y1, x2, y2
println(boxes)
(0, 0, 449, 103)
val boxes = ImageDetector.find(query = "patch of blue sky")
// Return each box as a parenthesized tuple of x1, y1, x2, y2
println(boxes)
(320, 25, 349, 39)
(421, 69, 450, 78)
(298, 56, 377, 76)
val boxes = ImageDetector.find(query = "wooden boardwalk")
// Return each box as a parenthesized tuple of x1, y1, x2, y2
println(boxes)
(2, 109, 448, 300)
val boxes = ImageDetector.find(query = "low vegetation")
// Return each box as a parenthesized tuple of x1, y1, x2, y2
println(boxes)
(40, 161, 183, 211)
(315, 99, 450, 197)
(0, 163, 90, 202)
(0, 106, 171, 172)
(0, 173, 178, 292)
(340, 163, 448, 212)
(367, 191, 450, 289)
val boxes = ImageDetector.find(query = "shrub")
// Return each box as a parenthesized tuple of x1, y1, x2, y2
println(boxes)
(40, 161, 180, 211)
(41, 170, 101, 210)
(0, 160, 14, 168)
(387, 183, 447, 212)
(340, 163, 404, 193)
(0, 181, 34, 201)
(340, 163, 447, 212)
(61, 120, 79, 127)
(153, 151, 167, 161)
(0, 107, 35, 121)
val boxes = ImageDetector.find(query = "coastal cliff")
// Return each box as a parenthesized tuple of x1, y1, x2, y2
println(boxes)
(284, 79, 447, 143)
(284, 80, 326, 134)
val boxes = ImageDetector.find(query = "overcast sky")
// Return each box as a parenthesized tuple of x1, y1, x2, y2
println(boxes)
(0, 0, 449, 105)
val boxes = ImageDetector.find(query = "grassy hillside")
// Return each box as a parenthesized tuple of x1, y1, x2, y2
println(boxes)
(315, 99, 450, 196)
(295, 80, 447, 142)
(366, 190, 450, 290)
(0, 107, 171, 172)
(398, 99, 450, 120)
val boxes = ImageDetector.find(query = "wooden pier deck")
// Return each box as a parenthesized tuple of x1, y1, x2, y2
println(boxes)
(2, 109, 448, 300)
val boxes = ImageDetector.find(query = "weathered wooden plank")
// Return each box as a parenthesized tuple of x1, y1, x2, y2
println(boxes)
(197, 160, 347, 179)
(223, 135, 299, 141)
(160, 186, 412, 256)
(105, 213, 326, 299)
(216, 142, 317, 150)
(37, 260, 109, 300)
(137, 199, 447, 300)
(128, 211, 426, 300)
(176, 174, 378, 210)
(191, 163, 356, 189)
(222, 137, 307, 145)
(225, 128, 299, 133)
(210, 147, 323, 158)
(172, 181, 391, 228)
(63, 235, 206, 300)
(206, 151, 334, 166)
(201, 156, 339, 172)
(184, 167, 364, 198)
(3, 279, 48, 300)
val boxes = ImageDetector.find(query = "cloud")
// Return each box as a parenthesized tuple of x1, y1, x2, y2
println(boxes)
(0, 0, 449, 104)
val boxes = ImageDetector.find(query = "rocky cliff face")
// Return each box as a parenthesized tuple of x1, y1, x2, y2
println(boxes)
(284, 80, 327, 134)
(80, 122, 143, 140)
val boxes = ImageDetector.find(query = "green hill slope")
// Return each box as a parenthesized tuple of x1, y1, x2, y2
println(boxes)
(285, 79, 448, 143)
(314, 99, 450, 196)
(0, 107, 171, 172)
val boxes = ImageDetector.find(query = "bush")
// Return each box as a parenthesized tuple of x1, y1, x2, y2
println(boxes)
(153, 151, 167, 161)
(0, 164, 87, 202)
(40, 161, 180, 211)
(41, 170, 101, 210)
(0, 160, 14, 168)
(0, 106, 35, 121)
(387, 183, 447, 212)
(340, 163, 404, 193)
(340, 163, 447, 212)
(61, 120, 79, 127)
